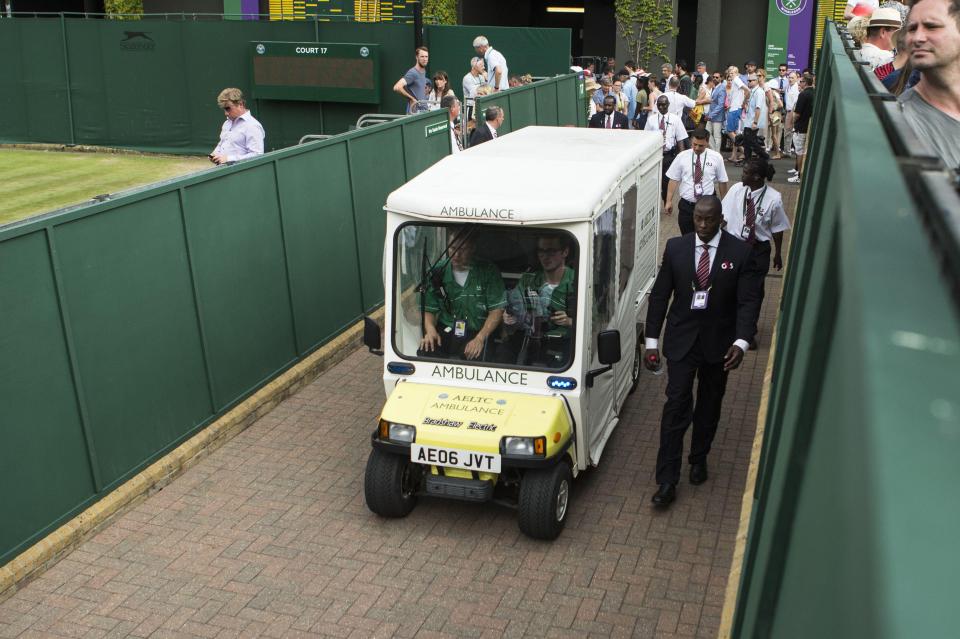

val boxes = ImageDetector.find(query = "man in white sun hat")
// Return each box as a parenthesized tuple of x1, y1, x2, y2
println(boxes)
(859, 6, 903, 70)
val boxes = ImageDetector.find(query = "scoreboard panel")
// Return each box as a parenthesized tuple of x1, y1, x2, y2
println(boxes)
(251, 41, 381, 103)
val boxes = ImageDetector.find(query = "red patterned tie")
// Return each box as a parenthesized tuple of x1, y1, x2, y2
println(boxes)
(659, 116, 665, 132)
(694, 153, 703, 187)
(696, 244, 711, 289)
(606, 115, 612, 129)
(745, 192, 757, 244)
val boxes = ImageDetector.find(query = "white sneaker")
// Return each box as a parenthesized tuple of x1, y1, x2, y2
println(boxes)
(788, 168, 798, 174)
(787, 175, 801, 184)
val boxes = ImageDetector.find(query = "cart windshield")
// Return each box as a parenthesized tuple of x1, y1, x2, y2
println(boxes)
(392, 223, 579, 372)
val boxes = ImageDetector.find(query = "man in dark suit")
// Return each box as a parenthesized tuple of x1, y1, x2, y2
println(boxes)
(589, 96, 629, 129)
(469, 105, 503, 147)
(644, 195, 760, 508)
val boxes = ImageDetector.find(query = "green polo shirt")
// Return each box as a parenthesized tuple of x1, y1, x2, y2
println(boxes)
(516, 266, 576, 339)
(424, 260, 506, 332)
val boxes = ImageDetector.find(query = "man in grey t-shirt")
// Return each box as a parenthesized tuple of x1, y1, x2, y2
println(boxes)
(394, 46, 429, 113)
(897, 0, 960, 171)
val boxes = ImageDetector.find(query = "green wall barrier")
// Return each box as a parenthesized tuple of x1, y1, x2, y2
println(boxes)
(0, 109, 451, 567)
(0, 16, 572, 155)
(730, 23, 960, 638)
(473, 73, 586, 138)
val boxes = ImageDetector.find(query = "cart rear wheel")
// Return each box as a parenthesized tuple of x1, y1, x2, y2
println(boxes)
(518, 462, 572, 540)
(364, 448, 420, 518)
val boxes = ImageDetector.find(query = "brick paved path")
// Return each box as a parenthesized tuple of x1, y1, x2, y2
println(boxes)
(0, 166, 798, 639)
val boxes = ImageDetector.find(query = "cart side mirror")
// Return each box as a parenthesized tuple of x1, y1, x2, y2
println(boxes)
(363, 316, 383, 356)
(597, 330, 621, 365)
(586, 330, 621, 388)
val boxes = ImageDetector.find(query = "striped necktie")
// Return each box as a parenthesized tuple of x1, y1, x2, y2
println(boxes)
(745, 192, 757, 244)
(696, 244, 711, 289)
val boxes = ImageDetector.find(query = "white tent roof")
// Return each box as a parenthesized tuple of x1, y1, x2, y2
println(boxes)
(385, 126, 662, 224)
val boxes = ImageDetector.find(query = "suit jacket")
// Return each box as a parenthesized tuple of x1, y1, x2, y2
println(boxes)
(645, 231, 760, 363)
(470, 123, 496, 146)
(589, 111, 629, 129)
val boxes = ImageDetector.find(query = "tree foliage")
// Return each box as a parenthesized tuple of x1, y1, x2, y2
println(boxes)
(105, 0, 143, 19)
(614, 0, 677, 70)
(423, 0, 457, 25)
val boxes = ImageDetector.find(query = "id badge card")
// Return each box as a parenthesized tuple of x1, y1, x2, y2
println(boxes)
(693, 182, 704, 200)
(454, 319, 467, 338)
(691, 290, 709, 310)
(740, 225, 753, 240)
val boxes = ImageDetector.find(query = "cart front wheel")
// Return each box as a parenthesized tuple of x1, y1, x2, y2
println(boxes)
(518, 462, 572, 540)
(364, 448, 420, 518)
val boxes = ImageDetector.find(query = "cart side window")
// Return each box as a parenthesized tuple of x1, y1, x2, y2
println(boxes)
(592, 206, 617, 334)
(619, 184, 637, 298)
(392, 223, 579, 372)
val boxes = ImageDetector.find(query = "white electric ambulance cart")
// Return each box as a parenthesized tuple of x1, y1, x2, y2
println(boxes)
(362, 126, 662, 539)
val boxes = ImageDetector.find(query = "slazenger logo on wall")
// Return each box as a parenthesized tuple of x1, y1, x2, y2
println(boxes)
(120, 31, 156, 51)
(776, 0, 806, 17)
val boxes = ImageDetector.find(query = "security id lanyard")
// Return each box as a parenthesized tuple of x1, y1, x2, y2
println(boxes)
(692, 152, 705, 199)
(741, 185, 767, 240)
(691, 282, 712, 310)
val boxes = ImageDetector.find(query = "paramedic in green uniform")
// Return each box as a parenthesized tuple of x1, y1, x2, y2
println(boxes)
(420, 229, 506, 360)
(503, 233, 575, 366)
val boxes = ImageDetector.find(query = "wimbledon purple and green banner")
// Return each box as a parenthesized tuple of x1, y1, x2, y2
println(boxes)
(765, 0, 817, 75)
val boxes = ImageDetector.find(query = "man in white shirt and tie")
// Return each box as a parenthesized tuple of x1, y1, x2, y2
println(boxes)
(664, 128, 730, 235)
(645, 95, 689, 207)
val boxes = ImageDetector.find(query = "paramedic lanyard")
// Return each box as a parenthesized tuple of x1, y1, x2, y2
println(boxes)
(692, 151, 705, 199)
(742, 185, 767, 241)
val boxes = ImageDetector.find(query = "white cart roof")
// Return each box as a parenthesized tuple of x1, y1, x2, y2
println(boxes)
(385, 126, 662, 225)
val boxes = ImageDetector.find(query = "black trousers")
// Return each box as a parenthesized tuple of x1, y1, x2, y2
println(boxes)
(656, 338, 730, 485)
(749, 240, 771, 308)
(743, 127, 761, 161)
(677, 198, 697, 235)
(661, 149, 678, 201)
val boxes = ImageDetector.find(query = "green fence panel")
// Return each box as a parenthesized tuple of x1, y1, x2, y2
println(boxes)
(0, 231, 96, 564)
(0, 19, 72, 144)
(53, 193, 213, 488)
(276, 146, 363, 354)
(347, 126, 406, 311)
(423, 24, 571, 85)
(400, 110, 454, 182)
(182, 164, 299, 407)
(731, 23, 960, 639)
(533, 81, 560, 127)
(505, 87, 537, 133)
(0, 109, 450, 568)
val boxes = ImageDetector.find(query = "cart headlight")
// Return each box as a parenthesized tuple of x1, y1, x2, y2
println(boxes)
(379, 420, 416, 443)
(502, 436, 546, 457)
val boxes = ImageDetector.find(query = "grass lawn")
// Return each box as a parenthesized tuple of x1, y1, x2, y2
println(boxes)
(0, 149, 211, 227)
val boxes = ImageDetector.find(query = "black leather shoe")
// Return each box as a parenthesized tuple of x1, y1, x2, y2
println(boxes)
(689, 462, 708, 485)
(651, 483, 676, 507)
